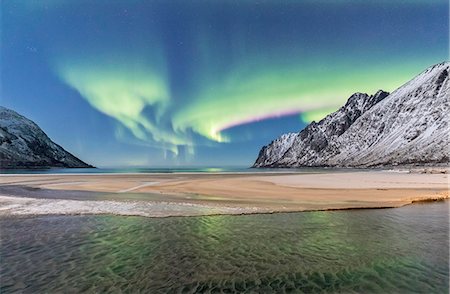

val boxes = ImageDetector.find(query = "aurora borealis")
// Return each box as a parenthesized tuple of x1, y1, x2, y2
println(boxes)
(1, 0, 448, 166)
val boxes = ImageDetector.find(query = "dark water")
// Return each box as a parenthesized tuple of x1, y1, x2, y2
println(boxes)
(0, 167, 248, 174)
(1, 202, 448, 293)
(0, 166, 362, 174)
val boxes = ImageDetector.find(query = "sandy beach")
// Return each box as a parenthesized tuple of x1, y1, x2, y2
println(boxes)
(0, 170, 448, 217)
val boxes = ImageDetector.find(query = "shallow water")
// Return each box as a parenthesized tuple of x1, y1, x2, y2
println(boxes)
(1, 201, 448, 293)
(0, 166, 365, 174)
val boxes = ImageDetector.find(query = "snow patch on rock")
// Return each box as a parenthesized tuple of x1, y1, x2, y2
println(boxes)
(254, 62, 450, 168)
(0, 107, 92, 168)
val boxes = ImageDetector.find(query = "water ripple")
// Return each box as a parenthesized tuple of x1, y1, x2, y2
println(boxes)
(1, 201, 448, 293)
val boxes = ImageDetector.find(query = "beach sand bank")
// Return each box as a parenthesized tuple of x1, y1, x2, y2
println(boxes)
(0, 170, 448, 217)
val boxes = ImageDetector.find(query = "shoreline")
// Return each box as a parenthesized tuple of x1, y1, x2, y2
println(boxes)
(0, 170, 448, 218)
(0, 194, 448, 219)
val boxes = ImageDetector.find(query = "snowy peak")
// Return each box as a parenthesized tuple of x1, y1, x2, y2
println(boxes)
(254, 61, 449, 168)
(253, 89, 389, 167)
(0, 106, 93, 169)
(253, 133, 298, 167)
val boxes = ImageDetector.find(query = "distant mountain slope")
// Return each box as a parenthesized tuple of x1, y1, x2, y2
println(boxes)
(254, 61, 449, 168)
(0, 106, 93, 169)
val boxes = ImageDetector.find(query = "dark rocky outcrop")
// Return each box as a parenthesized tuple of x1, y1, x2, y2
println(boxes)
(0, 106, 93, 169)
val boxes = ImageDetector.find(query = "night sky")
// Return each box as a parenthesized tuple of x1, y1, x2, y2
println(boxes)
(1, 0, 448, 167)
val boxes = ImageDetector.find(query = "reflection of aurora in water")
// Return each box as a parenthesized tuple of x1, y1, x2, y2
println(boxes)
(1, 201, 448, 292)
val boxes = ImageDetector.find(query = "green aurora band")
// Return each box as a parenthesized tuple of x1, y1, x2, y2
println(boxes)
(57, 56, 437, 153)
(56, 56, 193, 155)
(48, 0, 447, 156)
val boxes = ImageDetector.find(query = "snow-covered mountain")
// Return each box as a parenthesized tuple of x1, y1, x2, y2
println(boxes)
(254, 61, 449, 168)
(0, 106, 93, 169)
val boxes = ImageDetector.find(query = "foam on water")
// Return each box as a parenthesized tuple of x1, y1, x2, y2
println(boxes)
(1, 201, 448, 293)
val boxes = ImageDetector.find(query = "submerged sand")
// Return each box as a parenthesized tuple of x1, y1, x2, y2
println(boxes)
(0, 170, 448, 217)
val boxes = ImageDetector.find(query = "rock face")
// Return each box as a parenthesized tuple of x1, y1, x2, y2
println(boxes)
(254, 61, 450, 168)
(0, 106, 93, 169)
(254, 133, 298, 167)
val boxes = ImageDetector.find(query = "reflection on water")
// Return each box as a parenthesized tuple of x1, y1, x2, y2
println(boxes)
(1, 201, 448, 293)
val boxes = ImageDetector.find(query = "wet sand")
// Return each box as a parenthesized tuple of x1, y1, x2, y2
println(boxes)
(0, 170, 448, 217)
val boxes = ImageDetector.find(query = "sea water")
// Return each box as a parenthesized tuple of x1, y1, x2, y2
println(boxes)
(1, 201, 448, 293)
(0, 166, 365, 175)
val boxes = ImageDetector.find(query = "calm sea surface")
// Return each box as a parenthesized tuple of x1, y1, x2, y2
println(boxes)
(1, 201, 448, 293)
(0, 166, 368, 174)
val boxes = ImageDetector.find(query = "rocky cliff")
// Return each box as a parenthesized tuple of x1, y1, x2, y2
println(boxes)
(0, 106, 93, 169)
(254, 62, 449, 168)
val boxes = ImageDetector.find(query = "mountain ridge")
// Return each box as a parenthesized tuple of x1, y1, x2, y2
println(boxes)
(254, 61, 450, 168)
(0, 106, 93, 169)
